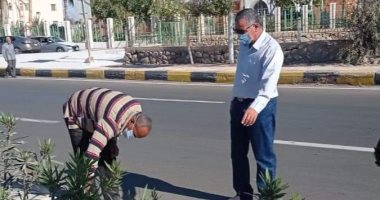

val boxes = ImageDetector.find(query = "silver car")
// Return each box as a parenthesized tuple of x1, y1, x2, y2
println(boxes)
(32, 36, 80, 52)
(0, 36, 41, 54)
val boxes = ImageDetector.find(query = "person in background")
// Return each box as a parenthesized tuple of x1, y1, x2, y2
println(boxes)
(2, 36, 16, 78)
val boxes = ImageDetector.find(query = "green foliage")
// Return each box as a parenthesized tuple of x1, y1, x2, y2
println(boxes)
(0, 113, 21, 188)
(97, 162, 123, 199)
(0, 187, 9, 200)
(256, 169, 305, 200)
(340, 2, 380, 64)
(138, 186, 160, 200)
(91, 0, 127, 20)
(123, 0, 154, 23)
(151, 0, 188, 20)
(0, 113, 16, 135)
(14, 150, 39, 200)
(187, 0, 233, 16)
(37, 139, 66, 200)
(62, 153, 100, 200)
(257, 170, 288, 200)
(271, 0, 321, 8)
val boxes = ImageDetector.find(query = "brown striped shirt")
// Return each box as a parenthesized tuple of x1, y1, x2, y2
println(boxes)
(63, 87, 142, 169)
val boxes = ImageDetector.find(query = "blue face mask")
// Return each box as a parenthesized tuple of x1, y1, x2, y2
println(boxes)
(123, 129, 135, 140)
(239, 33, 251, 46)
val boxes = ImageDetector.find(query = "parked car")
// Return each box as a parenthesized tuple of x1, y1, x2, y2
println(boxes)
(31, 36, 80, 52)
(0, 36, 41, 54)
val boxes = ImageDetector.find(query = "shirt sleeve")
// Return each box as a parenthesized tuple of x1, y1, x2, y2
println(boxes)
(249, 46, 284, 113)
(85, 118, 117, 171)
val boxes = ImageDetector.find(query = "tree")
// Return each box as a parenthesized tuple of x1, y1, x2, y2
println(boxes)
(122, 0, 153, 23)
(340, 1, 380, 64)
(187, 0, 233, 17)
(151, 0, 188, 20)
(91, 0, 128, 20)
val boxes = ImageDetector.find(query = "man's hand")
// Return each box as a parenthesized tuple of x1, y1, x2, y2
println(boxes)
(241, 108, 258, 126)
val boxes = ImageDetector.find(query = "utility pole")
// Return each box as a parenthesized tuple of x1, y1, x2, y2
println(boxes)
(80, 0, 93, 63)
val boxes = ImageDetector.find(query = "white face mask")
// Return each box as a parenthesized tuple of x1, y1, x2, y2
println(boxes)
(123, 129, 135, 140)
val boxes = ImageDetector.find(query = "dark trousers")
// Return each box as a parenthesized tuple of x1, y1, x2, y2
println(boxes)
(5, 60, 16, 77)
(68, 128, 120, 200)
(230, 98, 277, 200)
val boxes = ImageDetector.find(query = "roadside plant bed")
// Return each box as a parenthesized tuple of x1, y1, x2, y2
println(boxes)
(0, 112, 304, 200)
(0, 113, 159, 200)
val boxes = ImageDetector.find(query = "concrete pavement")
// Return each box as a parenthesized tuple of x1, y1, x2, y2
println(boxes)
(1, 49, 380, 85)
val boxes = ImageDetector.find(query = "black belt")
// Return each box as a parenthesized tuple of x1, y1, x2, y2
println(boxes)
(234, 97, 254, 102)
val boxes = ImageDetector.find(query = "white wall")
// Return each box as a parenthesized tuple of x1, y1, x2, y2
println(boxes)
(33, 0, 64, 23)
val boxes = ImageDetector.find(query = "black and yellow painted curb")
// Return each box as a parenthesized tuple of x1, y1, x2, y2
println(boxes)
(2, 68, 380, 85)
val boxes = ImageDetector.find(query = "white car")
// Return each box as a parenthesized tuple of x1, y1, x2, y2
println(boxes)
(32, 36, 80, 52)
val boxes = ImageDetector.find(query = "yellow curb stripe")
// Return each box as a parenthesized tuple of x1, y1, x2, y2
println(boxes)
(216, 72, 235, 83)
(125, 70, 145, 80)
(20, 69, 36, 77)
(51, 70, 69, 78)
(167, 71, 191, 82)
(86, 70, 104, 79)
(279, 71, 304, 84)
(336, 73, 375, 86)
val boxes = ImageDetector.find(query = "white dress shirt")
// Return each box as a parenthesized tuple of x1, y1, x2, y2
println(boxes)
(232, 31, 284, 113)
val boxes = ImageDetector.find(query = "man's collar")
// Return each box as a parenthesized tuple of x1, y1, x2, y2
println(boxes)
(251, 31, 267, 50)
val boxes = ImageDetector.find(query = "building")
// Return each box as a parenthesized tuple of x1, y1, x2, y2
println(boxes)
(6, 0, 64, 25)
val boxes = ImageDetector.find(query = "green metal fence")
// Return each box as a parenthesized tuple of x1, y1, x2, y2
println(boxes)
(114, 21, 126, 41)
(71, 23, 85, 43)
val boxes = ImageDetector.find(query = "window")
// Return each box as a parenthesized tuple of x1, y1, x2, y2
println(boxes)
(51, 4, 56, 11)
(25, 3, 29, 10)
(20, 3, 24, 11)
(8, 3, 12, 11)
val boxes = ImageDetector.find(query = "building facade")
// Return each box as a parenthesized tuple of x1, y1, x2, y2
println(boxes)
(6, 0, 64, 25)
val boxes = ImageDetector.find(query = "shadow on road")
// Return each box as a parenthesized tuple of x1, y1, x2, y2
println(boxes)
(121, 172, 229, 200)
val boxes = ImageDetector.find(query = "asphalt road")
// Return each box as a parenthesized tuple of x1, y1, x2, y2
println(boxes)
(0, 78, 379, 200)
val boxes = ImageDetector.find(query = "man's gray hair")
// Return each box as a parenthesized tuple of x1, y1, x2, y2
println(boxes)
(135, 112, 152, 131)
(235, 8, 262, 27)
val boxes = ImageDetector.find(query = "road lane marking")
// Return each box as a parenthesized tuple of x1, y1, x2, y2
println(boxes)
(15, 77, 380, 90)
(16, 117, 60, 124)
(135, 97, 225, 104)
(275, 140, 374, 152)
(10, 116, 378, 153)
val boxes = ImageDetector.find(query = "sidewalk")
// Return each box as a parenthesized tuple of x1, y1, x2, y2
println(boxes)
(1, 49, 379, 85)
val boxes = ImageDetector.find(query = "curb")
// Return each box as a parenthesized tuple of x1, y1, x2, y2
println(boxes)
(1, 68, 379, 85)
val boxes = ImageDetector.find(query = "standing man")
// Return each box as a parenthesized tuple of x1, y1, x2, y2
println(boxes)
(63, 87, 152, 199)
(229, 9, 284, 200)
(2, 36, 16, 78)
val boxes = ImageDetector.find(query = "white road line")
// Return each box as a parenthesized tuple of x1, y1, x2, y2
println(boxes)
(135, 97, 225, 104)
(16, 117, 60, 124)
(15, 77, 380, 90)
(11, 116, 376, 153)
(275, 140, 374, 152)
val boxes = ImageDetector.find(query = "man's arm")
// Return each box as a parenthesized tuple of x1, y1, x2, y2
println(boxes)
(250, 47, 284, 113)
(85, 118, 117, 173)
